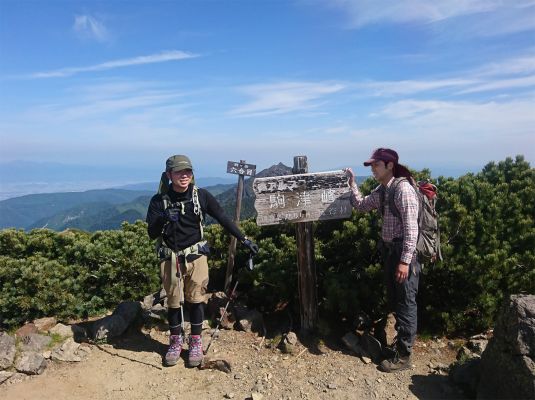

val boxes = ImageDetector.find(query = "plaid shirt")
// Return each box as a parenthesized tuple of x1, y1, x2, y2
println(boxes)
(350, 177, 419, 264)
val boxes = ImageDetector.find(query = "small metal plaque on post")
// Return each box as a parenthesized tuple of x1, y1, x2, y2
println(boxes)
(227, 161, 256, 177)
(253, 170, 351, 226)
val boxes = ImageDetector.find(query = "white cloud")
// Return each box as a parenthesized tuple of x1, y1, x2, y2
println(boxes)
(475, 54, 535, 77)
(358, 78, 477, 96)
(329, 0, 535, 36)
(73, 15, 109, 42)
(230, 81, 346, 116)
(27, 51, 199, 79)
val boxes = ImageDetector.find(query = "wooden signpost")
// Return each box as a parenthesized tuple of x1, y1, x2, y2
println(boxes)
(253, 156, 351, 332)
(225, 160, 256, 292)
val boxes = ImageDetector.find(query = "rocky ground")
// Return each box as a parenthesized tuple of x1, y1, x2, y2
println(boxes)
(0, 326, 466, 400)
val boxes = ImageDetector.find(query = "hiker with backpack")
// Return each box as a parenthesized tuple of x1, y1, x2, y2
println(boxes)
(146, 155, 259, 368)
(345, 148, 427, 373)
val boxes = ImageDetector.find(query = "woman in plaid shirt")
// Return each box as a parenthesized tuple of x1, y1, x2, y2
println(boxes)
(345, 148, 420, 373)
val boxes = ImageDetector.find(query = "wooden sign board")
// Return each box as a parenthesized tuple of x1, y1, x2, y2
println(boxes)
(253, 170, 352, 226)
(227, 161, 256, 176)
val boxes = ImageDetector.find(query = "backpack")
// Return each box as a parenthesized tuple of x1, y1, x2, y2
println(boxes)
(380, 177, 443, 265)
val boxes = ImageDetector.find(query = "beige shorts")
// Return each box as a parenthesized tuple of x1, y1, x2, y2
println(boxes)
(160, 255, 209, 307)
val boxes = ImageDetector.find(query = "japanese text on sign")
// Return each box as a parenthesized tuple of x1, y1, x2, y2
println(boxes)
(227, 161, 256, 176)
(253, 170, 351, 226)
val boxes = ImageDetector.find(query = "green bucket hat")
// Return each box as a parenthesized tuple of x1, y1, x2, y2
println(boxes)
(166, 155, 193, 172)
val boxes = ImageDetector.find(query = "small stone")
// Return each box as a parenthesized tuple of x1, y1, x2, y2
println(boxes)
(234, 373, 243, 379)
(361, 356, 372, 364)
(251, 393, 263, 400)
(327, 383, 337, 389)
(224, 393, 235, 399)
(348, 376, 355, 382)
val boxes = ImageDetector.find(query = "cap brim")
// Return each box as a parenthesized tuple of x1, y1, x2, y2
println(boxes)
(363, 158, 375, 166)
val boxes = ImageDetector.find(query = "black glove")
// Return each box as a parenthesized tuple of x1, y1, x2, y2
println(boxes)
(164, 207, 180, 222)
(242, 238, 259, 255)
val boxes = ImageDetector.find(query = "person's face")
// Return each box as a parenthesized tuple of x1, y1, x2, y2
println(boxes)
(167, 169, 193, 191)
(370, 160, 393, 183)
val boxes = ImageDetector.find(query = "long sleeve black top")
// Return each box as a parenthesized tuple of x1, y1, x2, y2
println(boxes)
(146, 184, 245, 251)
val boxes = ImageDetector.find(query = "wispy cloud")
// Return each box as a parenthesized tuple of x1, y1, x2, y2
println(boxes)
(230, 81, 346, 116)
(329, 0, 535, 36)
(73, 14, 109, 42)
(27, 50, 199, 79)
(357, 78, 477, 96)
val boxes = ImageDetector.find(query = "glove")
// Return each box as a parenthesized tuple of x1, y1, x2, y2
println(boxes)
(164, 208, 180, 222)
(242, 238, 259, 255)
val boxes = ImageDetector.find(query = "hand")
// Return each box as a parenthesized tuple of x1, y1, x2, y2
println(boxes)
(242, 238, 259, 255)
(395, 263, 409, 283)
(164, 208, 180, 222)
(343, 168, 357, 188)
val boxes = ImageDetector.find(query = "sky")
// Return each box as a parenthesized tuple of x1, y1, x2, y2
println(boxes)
(1, 0, 534, 192)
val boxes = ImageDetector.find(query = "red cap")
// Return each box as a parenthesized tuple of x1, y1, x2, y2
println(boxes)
(363, 148, 399, 166)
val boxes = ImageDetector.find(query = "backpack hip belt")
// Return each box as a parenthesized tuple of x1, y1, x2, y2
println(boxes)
(158, 239, 208, 260)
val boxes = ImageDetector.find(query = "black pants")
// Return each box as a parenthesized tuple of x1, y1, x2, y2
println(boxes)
(382, 240, 420, 356)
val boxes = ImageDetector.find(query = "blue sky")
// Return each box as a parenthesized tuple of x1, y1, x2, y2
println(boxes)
(1, 0, 534, 187)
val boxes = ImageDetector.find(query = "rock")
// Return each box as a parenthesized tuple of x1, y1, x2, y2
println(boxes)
(278, 332, 300, 354)
(224, 393, 235, 399)
(142, 289, 166, 310)
(15, 351, 47, 375)
(20, 333, 52, 353)
(374, 313, 397, 347)
(15, 323, 38, 338)
(476, 294, 535, 400)
(361, 356, 372, 364)
(235, 306, 264, 334)
(33, 317, 57, 332)
(251, 393, 263, 400)
(466, 339, 488, 355)
(50, 323, 75, 338)
(0, 371, 14, 384)
(0, 332, 16, 370)
(456, 346, 480, 361)
(327, 383, 337, 389)
(51, 338, 82, 362)
(449, 358, 481, 398)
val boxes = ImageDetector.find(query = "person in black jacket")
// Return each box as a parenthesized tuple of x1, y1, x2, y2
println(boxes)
(146, 155, 258, 368)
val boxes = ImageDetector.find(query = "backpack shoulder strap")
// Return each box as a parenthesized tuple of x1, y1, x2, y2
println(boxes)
(384, 177, 407, 220)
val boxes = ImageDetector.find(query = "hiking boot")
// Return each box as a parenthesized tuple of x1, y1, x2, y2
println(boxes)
(164, 334, 183, 366)
(188, 335, 203, 367)
(378, 352, 412, 373)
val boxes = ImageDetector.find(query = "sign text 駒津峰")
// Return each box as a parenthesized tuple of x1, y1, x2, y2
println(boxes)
(252, 170, 352, 226)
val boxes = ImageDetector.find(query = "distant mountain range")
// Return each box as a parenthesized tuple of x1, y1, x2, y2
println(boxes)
(0, 164, 368, 231)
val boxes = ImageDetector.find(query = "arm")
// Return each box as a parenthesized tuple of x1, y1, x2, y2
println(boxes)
(146, 194, 166, 240)
(345, 168, 380, 212)
(200, 189, 246, 242)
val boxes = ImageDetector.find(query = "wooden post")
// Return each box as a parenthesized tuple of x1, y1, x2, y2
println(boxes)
(224, 160, 246, 292)
(293, 156, 317, 333)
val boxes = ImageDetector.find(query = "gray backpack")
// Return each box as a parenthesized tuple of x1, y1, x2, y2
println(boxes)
(380, 178, 443, 265)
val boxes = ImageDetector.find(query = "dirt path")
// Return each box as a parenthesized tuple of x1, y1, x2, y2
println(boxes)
(1, 328, 465, 400)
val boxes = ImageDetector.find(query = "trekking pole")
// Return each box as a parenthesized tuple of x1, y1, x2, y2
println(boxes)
(204, 252, 254, 354)
(172, 225, 186, 337)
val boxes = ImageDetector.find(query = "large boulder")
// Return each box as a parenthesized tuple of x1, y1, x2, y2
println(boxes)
(477, 294, 535, 399)
(0, 333, 16, 370)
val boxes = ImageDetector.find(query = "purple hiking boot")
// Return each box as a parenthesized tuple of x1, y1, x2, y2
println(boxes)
(188, 335, 203, 367)
(165, 334, 183, 366)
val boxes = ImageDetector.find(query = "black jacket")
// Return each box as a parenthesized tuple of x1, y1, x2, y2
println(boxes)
(146, 184, 244, 251)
